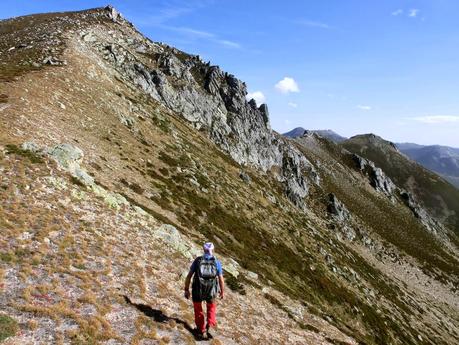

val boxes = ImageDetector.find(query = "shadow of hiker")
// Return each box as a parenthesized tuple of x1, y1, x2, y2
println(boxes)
(123, 295, 209, 341)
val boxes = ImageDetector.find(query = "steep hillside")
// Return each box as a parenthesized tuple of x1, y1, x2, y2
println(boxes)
(1, 7, 458, 345)
(341, 134, 459, 232)
(397, 144, 459, 189)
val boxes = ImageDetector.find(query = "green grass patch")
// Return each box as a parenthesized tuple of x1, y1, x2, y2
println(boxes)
(5, 144, 43, 164)
(0, 314, 19, 342)
(0, 252, 14, 263)
(225, 274, 246, 295)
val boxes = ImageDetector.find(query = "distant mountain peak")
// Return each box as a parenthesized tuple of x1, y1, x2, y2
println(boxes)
(347, 133, 398, 152)
(283, 128, 347, 143)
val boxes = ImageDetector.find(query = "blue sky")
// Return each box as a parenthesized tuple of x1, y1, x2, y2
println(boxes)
(2, 1, 459, 146)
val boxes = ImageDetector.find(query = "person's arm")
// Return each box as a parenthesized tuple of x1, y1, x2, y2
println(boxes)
(218, 274, 225, 299)
(185, 258, 198, 299)
(184, 271, 193, 299)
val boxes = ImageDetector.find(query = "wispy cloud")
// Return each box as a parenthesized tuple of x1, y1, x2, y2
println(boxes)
(356, 105, 372, 111)
(391, 8, 421, 19)
(246, 91, 266, 105)
(412, 115, 459, 124)
(217, 39, 241, 49)
(155, 25, 241, 49)
(288, 102, 298, 108)
(163, 25, 215, 38)
(275, 77, 300, 94)
(132, 3, 198, 26)
(408, 9, 420, 17)
(296, 19, 331, 29)
(127, 1, 239, 49)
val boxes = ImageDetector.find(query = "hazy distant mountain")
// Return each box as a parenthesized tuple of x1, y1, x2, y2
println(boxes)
(396, 143, 459, 188)
(397, 142, 426, 151)
(283, 127, 307, 138)
(283, 127, 347, 143)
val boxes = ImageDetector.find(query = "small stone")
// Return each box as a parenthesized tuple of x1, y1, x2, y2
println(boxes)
(82, 33, 97, 42)
(239, 171, 251, 183)
(247, 271, 259, 280)
(21, 141, 40, 152)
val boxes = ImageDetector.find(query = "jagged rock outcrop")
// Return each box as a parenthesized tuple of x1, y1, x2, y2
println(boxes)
(327, 193, 350, 222)
(83, 26, 318, 207)
(350, 152, 445, 235)
(399, 191, 444, 235)
(327, 193, 355, 241)
(351, 154, 396, 198)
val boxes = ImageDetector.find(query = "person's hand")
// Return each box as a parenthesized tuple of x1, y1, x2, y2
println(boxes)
(184, 290, 190, 299)
(219, 291, 224, 299)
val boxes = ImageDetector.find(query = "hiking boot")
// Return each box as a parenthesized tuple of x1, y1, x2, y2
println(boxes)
(206, 325, 215, 339)
(195, 329, 207, 341)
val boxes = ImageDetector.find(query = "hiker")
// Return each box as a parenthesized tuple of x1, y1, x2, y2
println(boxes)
(184, 242, 224, 339)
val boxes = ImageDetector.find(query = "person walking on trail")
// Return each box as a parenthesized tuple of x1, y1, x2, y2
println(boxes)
(184, 242, 224, 340)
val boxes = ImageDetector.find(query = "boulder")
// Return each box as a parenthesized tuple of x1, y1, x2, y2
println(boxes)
(154, 224, 199, 259)
(327, 193, 350, 222)
(105, 5, 121, 22)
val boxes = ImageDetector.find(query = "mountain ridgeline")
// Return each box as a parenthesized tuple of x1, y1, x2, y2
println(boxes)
(0, 7, 458, 345)
(283, 127, 347, 143)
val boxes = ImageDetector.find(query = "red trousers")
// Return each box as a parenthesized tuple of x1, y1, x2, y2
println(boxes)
(193, 301, 217, 333)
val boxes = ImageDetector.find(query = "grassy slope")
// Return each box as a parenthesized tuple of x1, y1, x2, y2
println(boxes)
(0, 8, 458, 345)
(1, 148, 343, 344)
(341, 135, 459, 232)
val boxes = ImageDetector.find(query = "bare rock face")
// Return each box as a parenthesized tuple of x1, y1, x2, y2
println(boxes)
(86, 32, 318, 207)
(327, 193, 350, 222)
(351, 154, 396, 197)
(327, 193, 355, 241)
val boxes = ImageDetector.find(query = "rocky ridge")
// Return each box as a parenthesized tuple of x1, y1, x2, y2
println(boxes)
(77, 10, 317, 209)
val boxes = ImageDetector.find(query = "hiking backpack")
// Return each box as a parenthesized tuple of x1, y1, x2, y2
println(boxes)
(192, 256, 219, 301)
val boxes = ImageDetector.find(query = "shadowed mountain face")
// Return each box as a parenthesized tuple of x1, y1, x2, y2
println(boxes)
(397, 143, 459, 188)
(283, 128, 347, 143)
(341, 134, 459, 232)
(1, 7, 458, 345)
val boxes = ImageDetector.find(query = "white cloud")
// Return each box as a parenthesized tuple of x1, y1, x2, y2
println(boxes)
(246, 91, 266, 105)
(296, 20, 331, 29)
(391, 9, 403, 16)
(356, 105, 372, 111)
(275, 77, 300, 94)
(408, 9, 420, 17)
(412, 115, 459, 124)
(288, 102, 298, 108)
